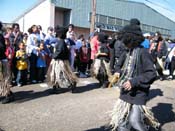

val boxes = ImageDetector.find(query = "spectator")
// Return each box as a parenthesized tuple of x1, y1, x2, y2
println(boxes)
(9, 23, 23, 82)
(66, 24, 76, 71)
(26, 25, 40, 83)
(150, 32, 166, 80)
(4, 36, 15, 73)
(74, 34, 84, 72)
(37, 25, 46, 40)
(141, 33, 151, 49)
(16, 42, 28, 87)
(79, 38, 91, 78)
(36, 42, 47, 82)
(9, 23, 23, 51)
(44, 26, 56, 70)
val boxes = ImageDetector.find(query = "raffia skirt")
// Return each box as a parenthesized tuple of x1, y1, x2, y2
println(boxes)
(0, 59, 12, 97)
(47, 59, 78, 88)
(92, 59, 111, 80)
(110, 99, 160, 131)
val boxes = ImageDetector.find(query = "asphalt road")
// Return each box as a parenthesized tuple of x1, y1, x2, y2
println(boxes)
(0, 78, 175, 131)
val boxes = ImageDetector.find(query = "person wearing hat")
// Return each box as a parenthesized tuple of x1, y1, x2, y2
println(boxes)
(47, 25, 77, 93)
(0, 21, 14, 104)
(110, 22, 160, 131)
(141, 33, 151, 49)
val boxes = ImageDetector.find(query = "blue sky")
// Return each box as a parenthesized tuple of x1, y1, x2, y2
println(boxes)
(1, 0, 38, 23)
(1, 0, 175, 23)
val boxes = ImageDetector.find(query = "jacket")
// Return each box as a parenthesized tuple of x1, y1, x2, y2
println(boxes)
(116, 47, 157, 105)
(52, 39, 69, 60)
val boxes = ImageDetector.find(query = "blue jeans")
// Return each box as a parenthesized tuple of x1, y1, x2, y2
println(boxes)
(16, 69, 27, 85)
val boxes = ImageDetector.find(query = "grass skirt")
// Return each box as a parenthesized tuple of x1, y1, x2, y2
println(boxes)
(0, 60, 12, 96)
(110, 99, 160, 131)
(47, 59, 78, 88)
(92, 59, 111, 81)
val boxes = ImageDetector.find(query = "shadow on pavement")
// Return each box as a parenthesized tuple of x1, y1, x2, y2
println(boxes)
(0, 96, 5, 102)
(73, 82, 101, 93)
(0, 127, 5, 131)
(10, 82, 101, 103)
(147, 88, 163, 101)
(85, 125, 111, 131)
(13, 88, 70, 103)
(152, 103, 175, 126)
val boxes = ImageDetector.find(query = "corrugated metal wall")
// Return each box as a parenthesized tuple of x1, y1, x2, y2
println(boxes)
(51, 0, 175, 37)
(52, 0, 91, 28)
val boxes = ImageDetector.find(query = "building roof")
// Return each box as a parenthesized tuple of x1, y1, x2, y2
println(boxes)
(127, 0, 175, 23)
(13, 0, 46, 22)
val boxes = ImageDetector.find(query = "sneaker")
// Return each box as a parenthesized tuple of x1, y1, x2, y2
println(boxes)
(79, 73, 87, 78)
(31, 80, 37, 84)
(38, 81, 43, 83)
(17, 83, 22, 87)
(159, 77, 164, 81)
(167, 75, 173, 80)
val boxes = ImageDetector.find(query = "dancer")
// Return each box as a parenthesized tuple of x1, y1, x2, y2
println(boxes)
(0, 21, 14, 104)
(92, 32, 111, 88)
(110, 21, 160, 131)
(47, 25, 77, 93)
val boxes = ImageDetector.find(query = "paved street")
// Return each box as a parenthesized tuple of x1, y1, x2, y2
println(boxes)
(0, 78, 175, 131)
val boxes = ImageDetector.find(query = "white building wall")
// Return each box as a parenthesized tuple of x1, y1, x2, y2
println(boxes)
(17, 18, 24, 32)
(16, 0, 55, 34)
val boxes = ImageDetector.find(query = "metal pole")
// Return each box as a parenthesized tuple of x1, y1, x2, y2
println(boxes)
(90, 0, 96, 33)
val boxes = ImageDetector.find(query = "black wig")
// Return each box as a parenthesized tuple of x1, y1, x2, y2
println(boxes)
(97, 32, 109, 43)
(54, 25, 68, 39)
(120, 24, 144, 47)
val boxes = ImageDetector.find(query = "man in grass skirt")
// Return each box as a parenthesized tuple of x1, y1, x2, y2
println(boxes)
(0, 21, 14, 104)
(47, 25, 77, 93)
(110, 20, 160, 131)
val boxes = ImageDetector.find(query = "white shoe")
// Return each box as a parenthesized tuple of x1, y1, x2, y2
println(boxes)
(17, 83, 22, 87)
(167, 75, 173, 80)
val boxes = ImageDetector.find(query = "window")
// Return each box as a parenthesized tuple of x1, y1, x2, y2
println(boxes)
(115, 18, 122, 26)
(99, 15, 107, 24)
(108, 17, 115, 25)
(123, 20, 129, 26)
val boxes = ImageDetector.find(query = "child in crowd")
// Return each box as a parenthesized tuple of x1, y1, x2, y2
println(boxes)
(79, 38, 91, 78)
(36, 42, 47, 82)
(16, 42, 28, 86)
(4, 27, 12, 38)
(23, 33, 28, 45)
(4, 37, 15, 72)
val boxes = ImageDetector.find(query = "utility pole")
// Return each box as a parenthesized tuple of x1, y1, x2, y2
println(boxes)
(90, 0, 96, 33)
